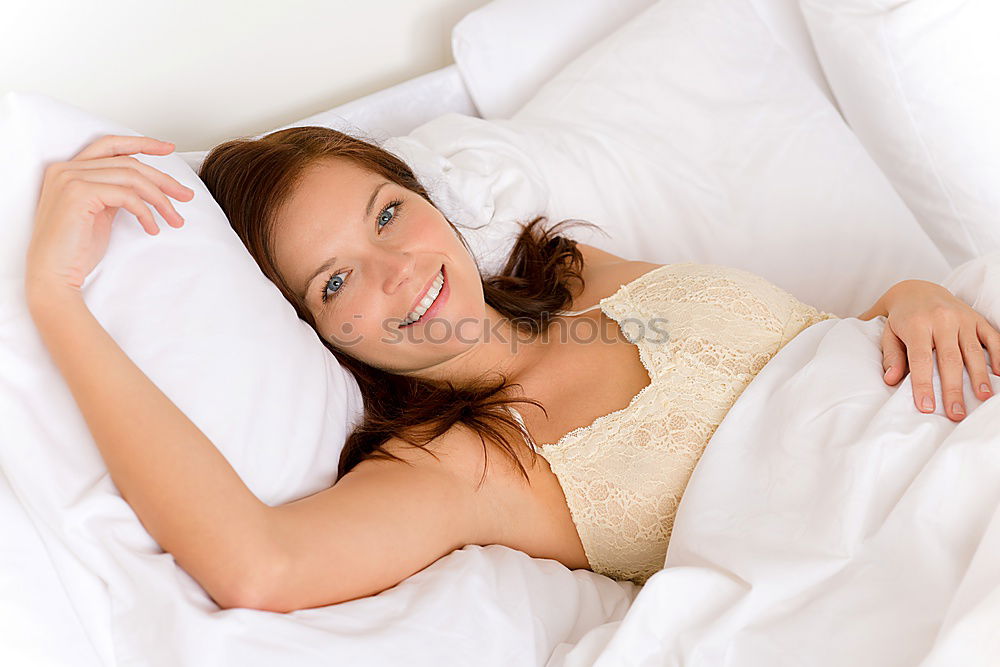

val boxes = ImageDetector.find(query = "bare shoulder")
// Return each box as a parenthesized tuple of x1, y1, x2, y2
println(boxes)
(574, 242, 661, 272)
(572, 245, 664, 310)
(574, 242, 630, 268)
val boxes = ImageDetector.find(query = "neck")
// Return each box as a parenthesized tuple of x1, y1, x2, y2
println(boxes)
(399, 305, 555, 393)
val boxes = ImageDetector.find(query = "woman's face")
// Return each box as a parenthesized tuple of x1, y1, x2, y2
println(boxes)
(271, 158, 487, 374)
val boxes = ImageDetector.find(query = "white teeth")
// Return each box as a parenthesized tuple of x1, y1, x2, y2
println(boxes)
(409, 279, 442, 319)
(403, 269, 444, 325)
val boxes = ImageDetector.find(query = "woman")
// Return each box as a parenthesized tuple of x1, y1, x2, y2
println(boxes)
(25, 131, 1000, 613)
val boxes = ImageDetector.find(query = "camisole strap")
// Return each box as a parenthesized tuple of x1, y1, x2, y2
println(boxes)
(557, 303, 602, 317)
(507, 406, 538, 449)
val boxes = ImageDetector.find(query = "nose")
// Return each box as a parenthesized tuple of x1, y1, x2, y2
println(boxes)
(385, 251, 415, 295)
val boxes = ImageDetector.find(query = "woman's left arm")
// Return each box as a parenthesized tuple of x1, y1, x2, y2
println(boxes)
(859, 279, 1000, 421)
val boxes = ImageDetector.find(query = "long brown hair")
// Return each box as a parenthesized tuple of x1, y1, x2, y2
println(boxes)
(198, 126, 604, 488)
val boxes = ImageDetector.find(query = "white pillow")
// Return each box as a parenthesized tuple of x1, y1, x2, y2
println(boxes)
(0, 91, 362, 572)
(452, 0, 656, 119)
(452, 0, 839, 120)
(382, 117, 554, 277)
(420, 0, 952, 317)
(800, 0, 1000, 269)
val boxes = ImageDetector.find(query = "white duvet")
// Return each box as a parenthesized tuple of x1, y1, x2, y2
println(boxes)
(8, 250, 998, 666)
(551, 251, 1000, 667)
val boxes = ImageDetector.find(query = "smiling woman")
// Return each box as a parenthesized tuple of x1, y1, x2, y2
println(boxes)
(198, 125, 605, 486)
(25, 124, 999, 613)
(192, 126, 619, 608)
(267, 157, 479, 366)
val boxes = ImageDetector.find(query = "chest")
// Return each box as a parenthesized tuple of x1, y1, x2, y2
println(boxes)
(514, 311, 653, 448)
(514, 261, 661, 447)
(491, 309, 653, 571)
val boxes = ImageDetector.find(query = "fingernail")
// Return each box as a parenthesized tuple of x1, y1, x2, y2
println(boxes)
(884, 366, 893, 379)
(981, 383, 992, 395)
(922, 396, 934, 411)
(952, 402, 965, 416)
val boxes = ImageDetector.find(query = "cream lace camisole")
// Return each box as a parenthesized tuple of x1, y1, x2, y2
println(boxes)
(507, 262, 839, 584)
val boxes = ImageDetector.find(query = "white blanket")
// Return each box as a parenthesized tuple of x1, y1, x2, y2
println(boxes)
(551, 251, 1000, 666)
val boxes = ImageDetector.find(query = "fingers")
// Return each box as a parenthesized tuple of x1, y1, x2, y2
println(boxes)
(72, 155, 193, 200)
(960, 324, 993, 405)
(59, 135, 193, 235)
(934, 327, 967, 421)
(905, 328, 937, 415)
(70, 155, 194, 205)
(64, 167, 184, 229)
(74, 134, 175, 162)
(881, 325, 909, 386)
(978, 318, 1000, 377)
(68, 135, 195, 202)
(88, 182, 161, 236)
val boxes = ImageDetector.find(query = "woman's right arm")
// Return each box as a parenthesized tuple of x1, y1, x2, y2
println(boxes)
(24, 135, 282, 607)
(24, 135, 488, 610)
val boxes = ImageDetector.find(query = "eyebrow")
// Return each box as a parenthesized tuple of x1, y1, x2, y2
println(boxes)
(300, 181, 390, 300)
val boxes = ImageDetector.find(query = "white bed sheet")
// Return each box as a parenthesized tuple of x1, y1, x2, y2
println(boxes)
(0, 467, 102, 667)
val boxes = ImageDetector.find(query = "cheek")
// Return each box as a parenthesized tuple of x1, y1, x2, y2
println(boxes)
(316, 292, 387, 341)
(416, 209, 452, 236)
(319, 312, 369, 350)
(314, 305, 347, 332)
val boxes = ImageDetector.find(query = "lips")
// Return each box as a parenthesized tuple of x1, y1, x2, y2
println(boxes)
(405, 264, 444, 318)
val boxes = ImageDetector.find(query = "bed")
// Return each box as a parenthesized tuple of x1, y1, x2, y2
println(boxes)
(3, 0, 1000, 665)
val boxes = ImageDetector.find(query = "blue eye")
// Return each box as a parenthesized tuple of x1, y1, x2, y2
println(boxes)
(318, 198, 404, 304)
(377, 203, 398, 227)
(321, 271, 348, 302)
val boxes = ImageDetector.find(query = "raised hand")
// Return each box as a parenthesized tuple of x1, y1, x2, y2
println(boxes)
(25, 134, 195, 297)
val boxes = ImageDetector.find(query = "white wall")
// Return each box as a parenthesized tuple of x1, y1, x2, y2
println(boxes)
(0, 0, 489, 151)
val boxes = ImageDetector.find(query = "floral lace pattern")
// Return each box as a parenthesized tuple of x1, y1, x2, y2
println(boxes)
(510, 263, 838, 584)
